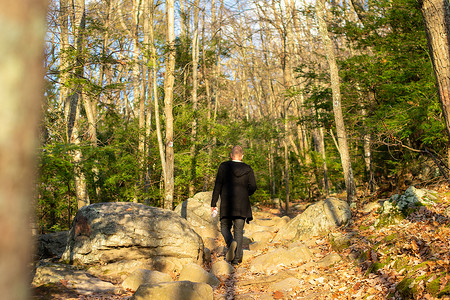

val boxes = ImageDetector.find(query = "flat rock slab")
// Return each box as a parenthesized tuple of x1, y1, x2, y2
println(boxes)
(131, 281, 213, 300)
(32, 261, 117, 295)
(249, 245, 312, 274)
(269, 276, 302, 291)
(122, 269, 173, 292)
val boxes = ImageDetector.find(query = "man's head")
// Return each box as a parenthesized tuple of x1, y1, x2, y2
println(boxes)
(230, 145, 244, 161)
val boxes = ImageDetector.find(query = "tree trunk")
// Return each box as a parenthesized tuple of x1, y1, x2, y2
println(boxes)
(143, 0, 152, 194)
(316, 0, 357, 203)
(59, 0, 69, 113)
(67, 0, 89, 209)
(418, 0, 450, 166)
(0, 1, 46, 298)
(189, 0, 200, 197)
(164, 0, 176, 210)
(320, 127, 330, 195)
(149, 0, 166, 203)
(203, 0, 213, 191)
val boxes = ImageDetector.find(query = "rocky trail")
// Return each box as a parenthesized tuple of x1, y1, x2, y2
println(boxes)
(33, 187, 450, 299)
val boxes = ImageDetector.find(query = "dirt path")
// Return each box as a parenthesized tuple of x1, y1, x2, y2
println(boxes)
(209, 209, 376, 300)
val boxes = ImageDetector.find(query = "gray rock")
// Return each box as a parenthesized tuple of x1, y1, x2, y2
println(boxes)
(203, 247, 212, 263)
(295, 198, 351, 240)
(37, 231, 69, 259)
(316, 252, 342, 268)
(387, 186, 437, 212)
(362, 201, 382, 214)
(178, 263, 220, 287)
(249, 245, 312, 274)
(87, 259, 169, 280)
(269, 277, 302, 291)
(243, 249, 259, 262)
(131, 281, 213, 300)
(203, 237, 219, 251)
(211, 260, 234, 276)
(32, 261, 117, 295)
(246, 223, 278, 234)
(122, 269, 173, 292)
(61, 202, 204, 271)
(328, 232, 354, 251)
(249, 231, 273, 243)
(272, 215, 303, 243)
(174, 192, 220, 240)
(249, 241, 266, 251)
(275, 198, 351, 242)
(253, 216, 282, 227)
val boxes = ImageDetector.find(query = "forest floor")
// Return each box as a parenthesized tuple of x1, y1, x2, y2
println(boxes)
(32, 184, 450, 299)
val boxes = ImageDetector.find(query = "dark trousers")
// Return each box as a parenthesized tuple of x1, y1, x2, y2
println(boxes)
(220, 217, 245, 262)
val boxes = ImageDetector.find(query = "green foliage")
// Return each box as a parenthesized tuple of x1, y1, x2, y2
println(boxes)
(296, 0, 446, 195)
(38, 144, 76, 232)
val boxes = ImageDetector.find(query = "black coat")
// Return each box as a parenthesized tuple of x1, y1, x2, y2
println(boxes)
(211, 160, 257, 222)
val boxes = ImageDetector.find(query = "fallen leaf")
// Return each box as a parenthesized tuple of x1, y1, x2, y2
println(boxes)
(273, 290, 284, 299)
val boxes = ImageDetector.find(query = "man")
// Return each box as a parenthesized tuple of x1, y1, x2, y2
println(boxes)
(211, 145, 257, 265)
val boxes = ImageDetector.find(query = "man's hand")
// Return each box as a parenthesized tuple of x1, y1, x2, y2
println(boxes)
(211, 207, 218, 217)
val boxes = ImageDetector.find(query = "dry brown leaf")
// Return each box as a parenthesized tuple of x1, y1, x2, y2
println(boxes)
(273, 290, 284, 299)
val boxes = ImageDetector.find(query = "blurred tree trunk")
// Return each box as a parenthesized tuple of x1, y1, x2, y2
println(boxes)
(164, 0, 175, 209)
(316, 0, 357, 203)
(0, 0, 46, 298)
(418, 0, 450, 166)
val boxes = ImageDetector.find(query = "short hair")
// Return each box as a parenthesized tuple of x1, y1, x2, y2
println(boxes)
(231, 145, 243, 158)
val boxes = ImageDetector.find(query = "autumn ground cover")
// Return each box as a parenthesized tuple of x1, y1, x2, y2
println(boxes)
(210, 185, 450, 300)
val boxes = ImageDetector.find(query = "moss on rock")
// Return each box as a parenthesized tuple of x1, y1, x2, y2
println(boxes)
(396, 276, 417, 299)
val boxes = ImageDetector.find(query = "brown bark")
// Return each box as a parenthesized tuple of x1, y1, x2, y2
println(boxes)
(418, 0, 450, 166)
(0, 1, 46, 298)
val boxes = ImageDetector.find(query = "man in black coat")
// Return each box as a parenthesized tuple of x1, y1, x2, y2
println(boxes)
(211, 145, 257, 264)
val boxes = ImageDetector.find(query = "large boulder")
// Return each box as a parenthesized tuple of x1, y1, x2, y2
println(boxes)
(174, 192, 220, 240)
(61, 202, 204, 272)
(274, 198, 351, 242)
(295, 198, 351, 240)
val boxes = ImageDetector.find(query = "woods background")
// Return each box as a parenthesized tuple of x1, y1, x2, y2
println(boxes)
(39, 0, 450, 232)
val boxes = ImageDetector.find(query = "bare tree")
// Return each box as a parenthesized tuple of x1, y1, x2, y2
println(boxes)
(164, 0, 176, 209)
(316, 0, 357, 202)
(189, 0, 200, 197)
(65, 0, 90, 209)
